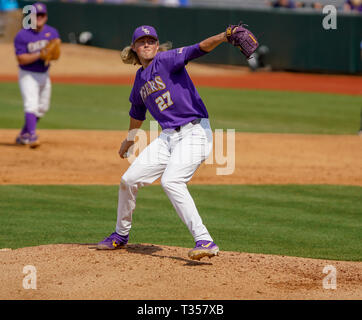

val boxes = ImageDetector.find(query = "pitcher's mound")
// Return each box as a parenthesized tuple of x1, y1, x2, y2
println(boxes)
(0, 243, 361, 300)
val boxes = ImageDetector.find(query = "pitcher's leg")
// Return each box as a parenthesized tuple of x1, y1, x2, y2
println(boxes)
(161, 120, 213, 242)
(115, 137, 169, 236)
(115, 175, 140, 236)
(161, 168, 212, 242)
(98, 137, 169, 249)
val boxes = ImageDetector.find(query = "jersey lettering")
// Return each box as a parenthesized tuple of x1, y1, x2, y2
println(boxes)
(27, 40, 48, 53)
(140, 76, 166, 102)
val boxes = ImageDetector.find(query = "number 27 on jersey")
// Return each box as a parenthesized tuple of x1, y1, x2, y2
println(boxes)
(155, 91, 173, 111)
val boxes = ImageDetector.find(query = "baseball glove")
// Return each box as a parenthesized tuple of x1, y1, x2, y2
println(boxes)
(226, 22, 259, 59)
(40, 38, 61, 66)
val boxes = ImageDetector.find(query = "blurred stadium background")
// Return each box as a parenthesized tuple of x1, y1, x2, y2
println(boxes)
(1, 0, 361, 74)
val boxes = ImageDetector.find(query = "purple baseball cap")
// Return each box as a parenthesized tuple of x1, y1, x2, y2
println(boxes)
(132, 25, 158, 44)
(33, 2, 47, 14)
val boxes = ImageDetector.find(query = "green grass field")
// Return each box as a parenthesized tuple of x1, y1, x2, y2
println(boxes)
(0, 82, 361, 261)
(0, 185, 361, 261)
(0, 82, 361, 133)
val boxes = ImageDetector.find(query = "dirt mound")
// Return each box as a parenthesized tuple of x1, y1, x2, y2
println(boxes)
(0, 243, 361, 300)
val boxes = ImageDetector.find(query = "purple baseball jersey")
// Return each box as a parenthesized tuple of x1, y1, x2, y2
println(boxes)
(129, 43, 209, 130)
(14, 24, 60, 73)
(346, 0, 362, 11)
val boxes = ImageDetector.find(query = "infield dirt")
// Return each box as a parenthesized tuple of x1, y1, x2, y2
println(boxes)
(0, 43, 361, 300)
(1, 244, 361, 300)
(0, 130, 362, 186)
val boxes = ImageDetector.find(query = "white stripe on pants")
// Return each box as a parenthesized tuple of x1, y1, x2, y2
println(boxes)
(116, 118, 214, 242)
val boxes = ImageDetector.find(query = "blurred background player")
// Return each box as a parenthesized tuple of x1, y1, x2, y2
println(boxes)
(269, 0, 297, 8)
(14, 2, 61, 148)
(344, 0, 362, 12)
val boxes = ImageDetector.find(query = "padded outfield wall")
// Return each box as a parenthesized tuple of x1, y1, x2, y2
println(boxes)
(18, 1, 362, 74)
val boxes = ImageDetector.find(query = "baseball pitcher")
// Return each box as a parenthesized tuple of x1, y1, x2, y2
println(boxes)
(97, 24, 258, 260)
(14, 2, 61, 148)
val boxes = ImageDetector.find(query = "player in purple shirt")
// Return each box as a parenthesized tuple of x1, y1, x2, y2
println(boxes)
(344, 0, 362, 12)
(97, 25, 228, 260)
(270, 0, 296, 8)
(14, 2, 60, 148)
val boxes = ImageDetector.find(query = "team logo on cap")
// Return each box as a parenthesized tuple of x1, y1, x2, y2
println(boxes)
(142, 27, 150, 35)
(37, 4, 43, 10)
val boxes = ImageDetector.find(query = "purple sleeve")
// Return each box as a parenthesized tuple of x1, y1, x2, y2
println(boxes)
(158, 43, 208, 73)
(14, 32, 28, 55)
(129, 83, 147, 121)
(49, 27, 60, 40)
(129, 104, 147, 121)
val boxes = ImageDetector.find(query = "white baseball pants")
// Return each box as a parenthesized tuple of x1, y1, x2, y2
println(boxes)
(116, 118, 214, 242)
(18, 69, 51, 118)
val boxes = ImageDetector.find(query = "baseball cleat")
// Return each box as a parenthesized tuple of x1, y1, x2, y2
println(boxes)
(15, 133, 30, 145)
(16, 134, 40, 148)
(188, 240, 219, 261)
(96, 232, 129, 250)
(29, 134, 40, 148)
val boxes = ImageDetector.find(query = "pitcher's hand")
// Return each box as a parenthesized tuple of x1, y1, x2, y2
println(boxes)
(119, 139, 134, 159)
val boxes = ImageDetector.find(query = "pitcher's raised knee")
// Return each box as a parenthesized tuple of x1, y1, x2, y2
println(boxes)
(120, 173, 137, 189)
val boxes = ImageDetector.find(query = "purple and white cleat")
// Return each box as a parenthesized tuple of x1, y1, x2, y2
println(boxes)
(96, 232, 129, 250)
(16, 133, 40, 148)
(15, 133, 30, 145)
(29, 134, 40, 148)
(188, 240, 219, 260)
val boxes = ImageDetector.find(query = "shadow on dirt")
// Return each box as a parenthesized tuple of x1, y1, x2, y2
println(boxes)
(126, 243, 213, 267)
(0, 142, 26, 147)
(85, 243, 213, 267)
